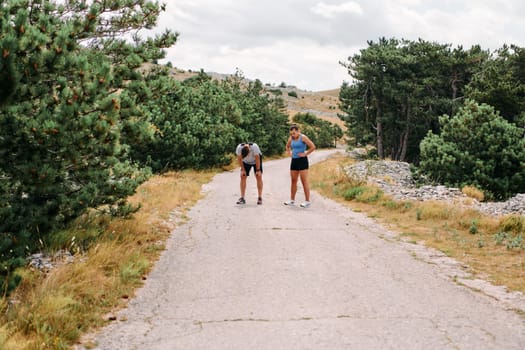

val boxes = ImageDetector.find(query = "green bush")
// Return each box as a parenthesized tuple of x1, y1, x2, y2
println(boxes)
(356, 188, 384, 203)
(493, 231, 524, 250)
(343, 187, 365, 200)
(131, 74, 289, 171)
(132, 75, 239, 170)
(343, 186, 383, 203)
(383, 200, 400, 209)
(419, 100, 525, 199)
(288, 91, 298, 98)
(234, 79, 289, 156)
(506, 234, 524, 250)
(500, 216, 524, 233)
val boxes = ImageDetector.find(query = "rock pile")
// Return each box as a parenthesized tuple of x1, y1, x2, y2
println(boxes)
(346, 147, 374, 161)
(345, 160, 414, 188)
(391, 186, 466, 202)
(28, 250, 75, 272)
(477, 194, 525, 217)
(343, 158, 525, 216)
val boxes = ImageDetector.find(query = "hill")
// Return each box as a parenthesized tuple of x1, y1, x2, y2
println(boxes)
(167, 67, 345, 130)
(278, 87, 345, 129)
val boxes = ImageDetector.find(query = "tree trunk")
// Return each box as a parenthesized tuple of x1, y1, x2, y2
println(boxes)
(400, 126, 409, 161)
(451, 72, 459, 115)
(376, 104, 384, 159)
(395, 134, 403, 161)
(399, 102, 410, 161)
(451, 72, 458, 100)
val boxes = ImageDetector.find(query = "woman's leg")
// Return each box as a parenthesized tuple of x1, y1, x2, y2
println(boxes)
(299, 169, 310, 201)
(240, 165, 248, 198)
(256, 171, 263, 198)
(290, 170, 299, 200)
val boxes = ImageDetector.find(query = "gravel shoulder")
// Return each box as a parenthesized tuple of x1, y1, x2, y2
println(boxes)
(85, 150, 525, 350)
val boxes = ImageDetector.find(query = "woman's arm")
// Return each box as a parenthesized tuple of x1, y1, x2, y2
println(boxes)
(286, 136, 292, 156)
(302, 135, 316, 156)
(237, 154, 246, 176)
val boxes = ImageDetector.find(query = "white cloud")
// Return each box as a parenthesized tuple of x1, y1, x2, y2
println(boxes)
(381, 2, 521, 50)
(167, 5, 195, 22)
(153, 0, 525, 90)
(310, 1, 364, 18)
(164, 39, 355, 91)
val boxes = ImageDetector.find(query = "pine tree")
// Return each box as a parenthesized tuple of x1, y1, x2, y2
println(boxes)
(0, 0, 177, 292)
(339, 38, 486, 162)
(466, 44, 525, 125)
(419, 100, 525, 199)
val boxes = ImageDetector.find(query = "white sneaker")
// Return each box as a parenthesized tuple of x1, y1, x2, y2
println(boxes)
(300, 201, 311, 208)
(283, 200, 295, 206)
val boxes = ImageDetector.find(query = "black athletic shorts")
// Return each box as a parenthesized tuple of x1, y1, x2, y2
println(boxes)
(290, 156, 309, 171)
(243, 155, 263, 176)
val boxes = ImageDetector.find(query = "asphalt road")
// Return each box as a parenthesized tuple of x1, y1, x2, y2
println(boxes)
(89, 149, 525, 349)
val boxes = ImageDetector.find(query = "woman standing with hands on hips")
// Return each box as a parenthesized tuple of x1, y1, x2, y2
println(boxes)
(284, 124, 316, 208)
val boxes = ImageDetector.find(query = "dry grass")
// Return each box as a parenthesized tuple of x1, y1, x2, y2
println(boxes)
(286, 109, 346, 130)
(315, 88, 341, 97)
(310, 154, 525, 293)
(462, 185, 485, 201)
(286, 91, 340, 114)
(0, 170, 215, 350)
(283, 87, 346, 131)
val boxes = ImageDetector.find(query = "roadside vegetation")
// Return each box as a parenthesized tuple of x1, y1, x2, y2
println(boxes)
(310, 154, 525, 293)
(340, 39, 525, 200)
(0, 169, 215, 350)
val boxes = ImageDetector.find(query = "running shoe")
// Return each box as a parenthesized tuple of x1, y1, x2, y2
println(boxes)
(257, 197, 263, 205)
(236, 197, 246, 205)
(300, 201, 311, 208)
(283, 200, 295, 206)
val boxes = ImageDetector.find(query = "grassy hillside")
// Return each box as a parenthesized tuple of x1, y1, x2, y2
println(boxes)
(282, 88, 345, 129)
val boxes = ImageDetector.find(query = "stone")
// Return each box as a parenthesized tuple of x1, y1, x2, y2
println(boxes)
(27, 249, 77, 272)
(344, 159, 525, 217)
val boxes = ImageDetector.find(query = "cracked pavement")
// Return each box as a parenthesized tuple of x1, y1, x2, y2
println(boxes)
(89, 150, 525, 349)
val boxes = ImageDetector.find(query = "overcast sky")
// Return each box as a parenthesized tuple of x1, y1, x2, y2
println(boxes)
(155, 0, 524, 91)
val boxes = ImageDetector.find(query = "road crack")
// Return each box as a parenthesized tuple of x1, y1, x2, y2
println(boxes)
(430, 319, 460, 350)
(192, 314, 435, 325)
